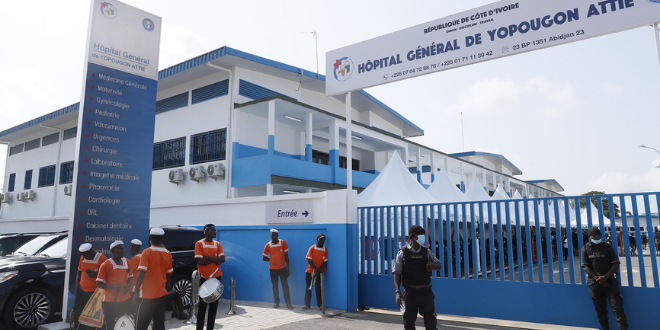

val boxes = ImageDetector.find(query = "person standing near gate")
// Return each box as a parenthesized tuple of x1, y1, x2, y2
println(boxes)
(302, 233, 327, 311)
(194, 224, 225, 330)
(581, 226, 629, 330)
(133, 228, 173, 330)
(97, 241, 133, 330)
(393, 225, 442, 330)
(263, 229, 293, 309)
(72, 243, 108, 330)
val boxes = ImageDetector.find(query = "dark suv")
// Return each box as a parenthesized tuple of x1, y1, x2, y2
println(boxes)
(0, 234, 40, 256)
(0, 226, 202, 330)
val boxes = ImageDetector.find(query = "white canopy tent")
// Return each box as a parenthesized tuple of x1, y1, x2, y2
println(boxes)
(358, 150, 437, 207)
(426, 169, 470, 204)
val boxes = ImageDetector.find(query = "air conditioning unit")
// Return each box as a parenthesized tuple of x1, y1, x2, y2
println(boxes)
(189, 166, 206, 183)
(207, 163, 225, 180)
(1, 193, 11, 204)
(64, 185, 73, 196)
(17, 192, 25, 202)
(25, 190, 36, 201)
(168, 169, 185, 185)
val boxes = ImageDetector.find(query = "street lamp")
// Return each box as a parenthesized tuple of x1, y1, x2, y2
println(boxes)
(639, 145, 660, 168)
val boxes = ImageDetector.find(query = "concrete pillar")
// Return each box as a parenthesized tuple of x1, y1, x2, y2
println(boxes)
(329, 121, 340, 183)
(268, 100, 275, 158)
(416, 149, 422, 183)
(506, 178, 511, 197)
(306, 112, 313, 162)
(460, 162, 465, 192)
(482, 169, 487, 192)
(430, 153, 436, 182)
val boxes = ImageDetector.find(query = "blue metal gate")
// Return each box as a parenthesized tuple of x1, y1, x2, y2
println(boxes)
(358, 192, 660, 329)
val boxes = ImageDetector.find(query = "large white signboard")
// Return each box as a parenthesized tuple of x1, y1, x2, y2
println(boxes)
(326, 0, 660, 95)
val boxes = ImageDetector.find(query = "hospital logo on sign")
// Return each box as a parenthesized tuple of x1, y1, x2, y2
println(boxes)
(142, 18, 155, 31)
(100, 2, 117, 19)
(333, 57, 353, 82)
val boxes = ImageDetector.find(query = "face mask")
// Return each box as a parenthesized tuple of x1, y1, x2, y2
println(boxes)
(415, 235, 426, 246)
(591, 238, 602, 244)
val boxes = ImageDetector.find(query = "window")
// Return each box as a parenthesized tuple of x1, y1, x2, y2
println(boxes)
(238, 79, 295, 101)
(153, 137, 186, 170)
(310, 150, 359, 170)
(9, 144, 23, 156)
(24, 139, 40, 151)
(42, 132, 60, 146)
(24, 170, 33, 189)
(7, 173, 15, 192)
(63, 127, 77, 140)
(190, 129, 226, 164)
(38, 165, 56, 187)
(156, 92, 188, 114)
(192, 80, 229, 104)
(60, 161, 75, 184)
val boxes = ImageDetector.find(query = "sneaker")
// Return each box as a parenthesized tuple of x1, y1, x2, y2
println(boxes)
(273, 303, 280, 308)
(301, 305, 310, 311)
(286, 303, 294, 309)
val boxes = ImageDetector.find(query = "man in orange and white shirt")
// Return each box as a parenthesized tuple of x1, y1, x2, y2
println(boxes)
(128, 239, 143, 294)
(72, 243, 108, 330)
(133, 228, 173, 330)
(302, 233, 327, 311)
(97, 241, 133, 330)
(194, 224, 225, 330)
(262, 228, 292, 309)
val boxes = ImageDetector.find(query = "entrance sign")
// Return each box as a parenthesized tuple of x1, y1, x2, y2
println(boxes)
(64, 0, 161, 306)
(266, 200, 313, 224)
(326, 0, 660, 95)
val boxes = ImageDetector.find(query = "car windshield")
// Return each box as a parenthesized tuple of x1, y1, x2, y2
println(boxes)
(38, 238, 69, 258)
(13, 235, 59, 256)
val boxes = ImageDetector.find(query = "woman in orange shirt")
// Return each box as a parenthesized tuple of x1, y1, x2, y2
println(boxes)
(96, 241, 133, 330)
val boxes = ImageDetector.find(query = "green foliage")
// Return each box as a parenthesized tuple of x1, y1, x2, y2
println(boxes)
(580, 191, 620, 218)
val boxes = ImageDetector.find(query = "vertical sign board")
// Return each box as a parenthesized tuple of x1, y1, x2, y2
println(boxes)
(326, 0, 660, 95)
(64, 0, 161, 311)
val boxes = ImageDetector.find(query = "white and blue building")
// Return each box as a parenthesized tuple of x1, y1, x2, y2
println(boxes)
(0, 46, 563, 310)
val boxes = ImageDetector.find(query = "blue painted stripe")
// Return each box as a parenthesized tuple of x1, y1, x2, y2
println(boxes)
(305, 144, 312, 162)
(0, 103, 78, 138)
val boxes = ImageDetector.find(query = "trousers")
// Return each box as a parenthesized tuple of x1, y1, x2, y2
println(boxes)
(72, 290, 94, 330)
(587, 278, 628, 330)
(136, 295, 166, 330)
(402, 289, 437, 330)
(304, 272, 322, 307)
(270, 268, 291, 304)
(196, 277, 220, 330)
(102, 300, 134, 330)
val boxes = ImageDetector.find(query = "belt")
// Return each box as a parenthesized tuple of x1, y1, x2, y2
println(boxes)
(403, 286, 432, 294)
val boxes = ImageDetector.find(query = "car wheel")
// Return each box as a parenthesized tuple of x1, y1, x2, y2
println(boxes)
(3, 286, 55, 330)
(171, 275, 193, 307)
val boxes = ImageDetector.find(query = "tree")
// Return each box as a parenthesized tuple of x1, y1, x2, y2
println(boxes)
(579, 191, 620, 218)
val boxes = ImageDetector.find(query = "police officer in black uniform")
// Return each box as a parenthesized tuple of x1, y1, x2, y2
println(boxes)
(581, 226, 629, 330)
(393, 225, 442, 330)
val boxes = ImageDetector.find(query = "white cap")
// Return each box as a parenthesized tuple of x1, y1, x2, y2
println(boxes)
(131, 239, 142, 246)
(270, 228, 278, 233)
(110, 241, 124, 250)
(79, 243, 93, 252)
(150, 228, 165, 236)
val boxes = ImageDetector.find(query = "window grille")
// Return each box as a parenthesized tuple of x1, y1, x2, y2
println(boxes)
(8, 173, 15, 192)
(9, 144, 23, 156)
(24, 138, 41, 151)
(60, 161, 74, 184)
(156, 92, 188, 114)
(42, 132, 60, 146)
(63, 127, 78, 140)
(190, 129, 226, 164)
(238, 79, 295, 101)
(153, 137, 186, 170)
(192, 80, 229, 104)
(38, 165, 56, 187)
(24, 170, 33, 189)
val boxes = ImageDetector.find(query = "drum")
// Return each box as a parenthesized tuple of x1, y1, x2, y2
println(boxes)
(113, 315, 152, 330)
(198, 278, 223, 303)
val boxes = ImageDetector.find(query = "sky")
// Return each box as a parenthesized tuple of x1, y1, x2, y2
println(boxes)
(0, 0, 659, 210)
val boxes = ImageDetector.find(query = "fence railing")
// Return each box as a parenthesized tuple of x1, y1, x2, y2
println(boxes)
(358, 192, 660, 287)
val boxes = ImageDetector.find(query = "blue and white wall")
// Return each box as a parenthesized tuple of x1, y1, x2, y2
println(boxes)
(150, 189, 359, 311)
